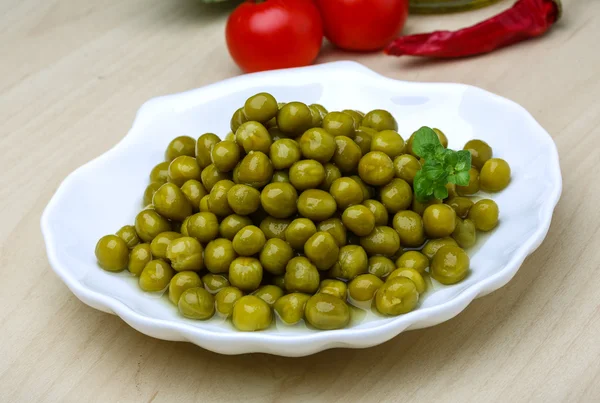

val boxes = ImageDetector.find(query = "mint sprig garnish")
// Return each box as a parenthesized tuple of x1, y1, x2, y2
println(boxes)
(412, 127, 471, 203)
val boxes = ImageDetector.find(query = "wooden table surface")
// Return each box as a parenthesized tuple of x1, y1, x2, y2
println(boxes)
(2, 0, 599, 401)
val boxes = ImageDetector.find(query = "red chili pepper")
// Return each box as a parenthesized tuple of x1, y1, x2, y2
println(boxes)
(385, 0, 562, 58)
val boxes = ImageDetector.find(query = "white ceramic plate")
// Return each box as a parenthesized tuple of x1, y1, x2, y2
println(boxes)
(41, 61, 561, 356)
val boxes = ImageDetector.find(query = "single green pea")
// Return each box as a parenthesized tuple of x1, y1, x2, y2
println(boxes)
(359, 226, 400, 257)
(332, 136, 362, 173)
(237, 151, 273, 188)
(318, 279, 347, 300)
(464, 139, 493, 170)
(208, 179, 235, 217)
(329, 245, 368, 280)
(317, 218, 347, 247)
(201, 164, 231, 192)
(305, 294, 350, 330)
(342, 110, 363, 130)
(330, 177, 363, 210)
(181, 179, 208, 212)
(362, 109, 398, 132)
(452, 218, 477, 248)
(168, 156, 201, 187)
(183, 211, 218, 243)
(139, 259, 175, 292)
(362, 199, 389, 226)
(367, 256, 396, 278)
(244, 92, 278, 123)
(232, 295, 273, 331)
(235, 121, 272, 154)
(259, 216, 290, 240)
(274, 293, 311, 325)
(297, 189, 337, 222)
(322, 112, 356, 138)
(358, 151, 394, 186)
(423, 204, 457, 238)
(219, 214, 253, 241)
(232, 225, 266, 256)
(215, 286, 244, 317)
(342, 205, 375, 237)
(354, 126, 376, 155)
(168, 271, 203, 305)
(152, 183, 192, 221)
(202, 274, 230, 294)
(178, 287, 215, 320)
(259, 238, 294, 275)
(304, 231, 339, 270)
(348, 274, 384, 301)
(430, 245, 470, 285)
(309, 104, 328, 126)
(230, 108, 248, 135)
(392, 210, 425, 247)
(150, 231, 181, 259)
(371, 130, 405, 159)
(445, 196, 474, 219)
(270, 138, 301, 170)
(320, 163, 342, 191)
(229, 257, 263, 292)
(116, 225, 140, 249)
(134, 209, 171, 243)
(277, 102, 313, 136)
(199, 195, 210, 212)
(165, 136, 196, 161)
(480, 158, 511, 192)
(422, 237, 458, 260)
(289, 159, 326, 190)
(211, 140, 241, 172)
(285, 218, 317, 250)
(204, 238, 237, 274)
(143, 182, 162, 207)
(284, 257, 320, 294)
(252, 285, 284, 307)
(375, 277, 419, 316)
(299, 128, 336, 163)
(468, 199, 499, 232)
(260, 182, 298, 218)
(166, 236, 204, 272)
(395, 251, 429, 274)
(128, 243, 152, 276)
(150, 161, 170, 184)
(456, 167, 480, 196)
(389, 267, 427, 294)
(272, 170, 290, 183)
(95, 235, 129, 272)
(393, 154, 421, 184)
(380, 178, 413, 214)
(227, 184, 261, 216)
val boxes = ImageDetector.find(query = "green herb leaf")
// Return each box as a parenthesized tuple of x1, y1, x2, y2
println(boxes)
(454, 170, 471, 186)
(444, 149, 458, 168)
(411, 127, 442, 159)
(434, 185, 449, 200)
(411, 126, 472, 203)
(413, 170, 433, 203)
(455, 150, 472, 172)
(421, 164, 446, 181)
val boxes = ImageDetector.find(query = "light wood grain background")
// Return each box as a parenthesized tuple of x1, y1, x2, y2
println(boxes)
(1, 0, 599, 401)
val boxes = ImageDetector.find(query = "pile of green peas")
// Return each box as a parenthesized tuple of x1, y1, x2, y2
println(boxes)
(95, 92, 511, 331)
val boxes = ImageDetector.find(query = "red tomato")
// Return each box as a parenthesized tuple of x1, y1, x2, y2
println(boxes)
(315, 0, 409, 51)
(226, 0, 323, 73)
